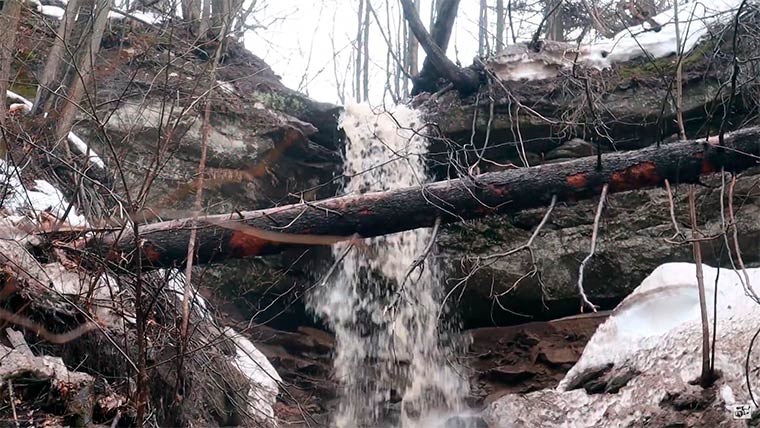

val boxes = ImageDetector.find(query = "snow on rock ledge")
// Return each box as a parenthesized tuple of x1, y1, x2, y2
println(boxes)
(488, 0, 746, 81)
(0, 159, 88, 227)
(486, 262, 760, 427)
(225, 328, 282, 425)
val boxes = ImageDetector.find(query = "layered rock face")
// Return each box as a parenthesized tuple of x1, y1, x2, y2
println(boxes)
(438, 171, 760, 325)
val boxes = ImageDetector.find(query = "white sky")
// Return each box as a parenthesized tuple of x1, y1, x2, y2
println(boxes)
(241, 0, 737, 105)
(243, 1, 544, 105)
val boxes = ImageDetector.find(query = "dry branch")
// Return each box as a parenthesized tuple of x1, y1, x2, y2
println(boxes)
(86, 127, 760, 268)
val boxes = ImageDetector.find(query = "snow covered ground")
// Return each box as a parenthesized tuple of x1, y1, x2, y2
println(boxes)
(32, 0, 163, 25)
(225, 328, 283, 424)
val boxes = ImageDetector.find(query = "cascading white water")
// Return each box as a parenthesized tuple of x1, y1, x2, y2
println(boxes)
(307, 103, 470, 428)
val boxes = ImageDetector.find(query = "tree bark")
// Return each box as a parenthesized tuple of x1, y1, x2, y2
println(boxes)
(400, 0, 479, 94)
(0, 0, 21, 127)
(545, 0, 563, 41)
(496, 0, 505, 51)
(34, 0, 81, 115)
(88, 127, 760, 268)
(362, 0, 370, 101)
(54, 0, 112, 143)
(407, 0, 420, 77)
(355, 0, 364, 101)
(478, 0, 488, 56)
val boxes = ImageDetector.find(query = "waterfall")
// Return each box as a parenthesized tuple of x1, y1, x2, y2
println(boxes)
(307, 103, 470, 428)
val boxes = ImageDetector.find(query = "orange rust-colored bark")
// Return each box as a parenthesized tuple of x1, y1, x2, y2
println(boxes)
(566, 172, 588, 188)
(228, 230, 271, 258)
(608, 162, 659, 192)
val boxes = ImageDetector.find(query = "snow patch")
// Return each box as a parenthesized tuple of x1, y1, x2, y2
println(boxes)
(159, 268, 210, 318)
(6, 90, 33, 110)
(154, 269, 280, 424)
(0, 160, 88, 227)
(559, 262, 759, 390)
(721, 384, 736, 406)
(225, 328, 281, 424)
(108, 9, 162, 25)
(4, 90, 105, 169)
(489, 0, 745, 81)
(68, 132, 106, 169)
(583, 0, 745, 69)
(487, 262, 760, 427)
(38, 5, 65, 19)
(217, 80, 236, 95)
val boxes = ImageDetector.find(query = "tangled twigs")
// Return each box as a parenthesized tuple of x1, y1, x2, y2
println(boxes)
(482, 195, 557, 261)
(440, 196, 557, 320)
(727, 175, 759, 302)
(577, 184, 608, 312)
(489, 195, 557, 313)
(386, 216, 442, 313)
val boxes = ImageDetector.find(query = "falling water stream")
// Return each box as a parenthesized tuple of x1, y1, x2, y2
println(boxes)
(308, 104, 472, 428)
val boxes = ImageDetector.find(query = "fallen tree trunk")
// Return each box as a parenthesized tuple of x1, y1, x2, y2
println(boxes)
(85, 127, 760, 268)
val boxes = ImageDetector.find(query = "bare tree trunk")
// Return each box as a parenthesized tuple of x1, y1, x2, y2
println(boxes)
(429, 0, 459, 52)
(0, 0, 21, 127)
(395, 0, 405, 98)
(478, 0, 488, 56)
(55, 0, 112, 143)
(689, 185, 714, 387)
(430, 0, 437, 28)
(496, 0, 505, 51)
(182, 0, 200, 23)
(362, 0, 371, 101)
(355, 0, 364, 101)
(211, 0, 229, 37)
(88, 127, 760, 267)
(199, 0, 211, 38)
(545, 0, 564, 41)
(400, 0, 479, 94)
(407, 0, 420, 76)
(34, 0, 81, 115)
(673, 0, 686, 140)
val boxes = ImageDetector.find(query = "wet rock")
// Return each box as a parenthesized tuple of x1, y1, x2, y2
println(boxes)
(444, 414, 490, 427)
(537, 347, 579, 366)
(439, 170, 760, 325)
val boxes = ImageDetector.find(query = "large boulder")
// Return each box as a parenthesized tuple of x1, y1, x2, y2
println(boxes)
(486, 263, 760, 427)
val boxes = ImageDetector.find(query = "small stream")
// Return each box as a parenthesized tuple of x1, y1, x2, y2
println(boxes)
(307, 104, 476, 428)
